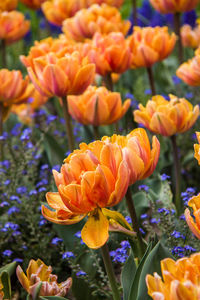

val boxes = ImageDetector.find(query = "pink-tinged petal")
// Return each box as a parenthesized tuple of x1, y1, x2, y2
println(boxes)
(150, 112, 176, 136)
(27, 67, 51, 97)
(70, 64, 95, 95)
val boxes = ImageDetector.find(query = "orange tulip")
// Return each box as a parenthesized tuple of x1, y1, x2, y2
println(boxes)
(102, 128, 160, 185)
(68, 85, 131, 125)
(0, 69, 34, 121)
(185, 194, 200, 239)
(20, 36, 76, 71)
(0, 11, 30, 44)
(62, 4, 130, 42)
(42, 139, 130, 248)
(87, 0, 123, 7)
(12, 88, 48, 124)
(176, 54, 200, 86)
(27, 51, 95, 97)
(146, 252, 200, 299)
(127, 26, 176, 68)
(16, 259, 72, 297)
(86, 32, 132, 76)
(20, 0, 46, 9)
(149, 0, 198, 13)
(0, 0, 18, 11)
(42, 0, 86, 26)
(0, 280, 3, 299)
(20, 36, 75, 69)
(194, 132, 200, 165)
(134, 94, 199, 136)
(181, 24, 200, 49)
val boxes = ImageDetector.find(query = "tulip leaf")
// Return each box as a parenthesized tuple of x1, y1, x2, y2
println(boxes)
(128, 242, 153, 300)
(0, 261, 17, 276)
(43, 133, 66, 166)
(137, 241, 173, 299)
(121, 253, 137, 300)
(32, 282, 43, 300)
(1, 271, 11, 299)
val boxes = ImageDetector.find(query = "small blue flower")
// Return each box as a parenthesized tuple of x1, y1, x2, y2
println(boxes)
(41, 164, 49, 170)
(184, 245, 196, 252)
(74, 231, 81, 238)
(3, 250, 13, 256)
(3, 179, 11, 185)
(138, 184, 149, 192)
(125, 216, 132, 224)
(51, 237, 63, 245)
(14, 258, 23, 263)
(160, 173, 170, 181)
(76, 270, 86, 277)
(7, 206, 20, 215)
(38, 187, 47, 193)
(171, 231, 185, 239)
(1, 160, 10, 169)
(150, 218, 160, 224)
(0, 201, 9, 207)
(29, 190, 38, 196)
(62, 251, 75, 259)
(140, 213, 148, 219)
(172, 75, 181, 85)
(16, 186, 27, 194)
(21, 128, 32, 141)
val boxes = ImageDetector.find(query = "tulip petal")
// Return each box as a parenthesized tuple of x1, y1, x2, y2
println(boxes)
(81, 208, 109, 249)
(71, 64, 95, 95)
(16, 265, 30, 293)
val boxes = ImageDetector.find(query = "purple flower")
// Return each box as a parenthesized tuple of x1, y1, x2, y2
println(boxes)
(3, 250, 13, 256)
(62, 251, 75, 259)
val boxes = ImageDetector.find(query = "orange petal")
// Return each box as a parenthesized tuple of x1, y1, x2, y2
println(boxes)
(70, 64, 95, 95)
(16, 265, 30, 293)
(81, 208, 109, 249)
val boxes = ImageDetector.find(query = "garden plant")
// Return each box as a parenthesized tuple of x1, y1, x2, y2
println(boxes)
(1, 0, 200, 299)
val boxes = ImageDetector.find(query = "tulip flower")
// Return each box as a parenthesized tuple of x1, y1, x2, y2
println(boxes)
(68, 85, 131, 126)
(146, 252, 200, 299)
(42, 139, 130, 249)
(0, 11, 30, 44)
(87, 0, 123, 7)
(42, 0, 86, 26)
(0, 0, 18, 11)
(128, 26, 176, 68)
(27, 51, 95, 98)
(86, 32, 132, 77)
(102, 128, 160, 185)
(128, 26, 176, 94)
(62, 4, 130, 42)
(12, 88, 48, 124)
(181, 24, 200, 49)
(20, 0, 46, 9)
(176, 54, 200, 86)
(194, 132, 200, 165)
(16, 259, 72, 297)
(149, 0, 198, 14)
(185, 194, 200, 239)
(134, 94, 199, 137)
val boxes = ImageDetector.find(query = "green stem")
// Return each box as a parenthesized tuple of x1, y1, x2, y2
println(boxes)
(171, 135, 181, 215)
(132, 0, 138, 26)
(61, 96, 75, 152)
(174, 12, 183, 64)
(101, 243, 121, 300)
(93, 125, 100, 140)
(125, 187, 146, 258)
(0, 102, 3, 161)
(1, 39, 6, 68)
(146, 66, 156, 96)
(104, 73, 113, 91)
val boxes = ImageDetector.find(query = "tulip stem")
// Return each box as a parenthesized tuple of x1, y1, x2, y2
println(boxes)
(101, 243, 121, 300)
(174, 13, 183, 64)
(171, 135, 181, 215)
(132, 0, 138, 26)
(93, 125, 100, 140)
(62, 97, 75, 152)
(0, 102, 3, 161)
(1, 39, 6, 68)
(125, 187, 146, 258)
(146, 67, 156, 96)
(104, 73, 113, 91)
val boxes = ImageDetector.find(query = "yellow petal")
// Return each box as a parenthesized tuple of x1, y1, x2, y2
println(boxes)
(81, 208, 109, 249)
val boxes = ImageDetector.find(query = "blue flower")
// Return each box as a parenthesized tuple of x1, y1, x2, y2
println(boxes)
(16, 186, 27, 194)
(62, 251, 75, 259)
(3, 179, 11, 185)
(171, 231, 185, 239)
(74, 231, 81, 238)
(0, 201, 9, 207)
(161, 173, 170, 181)
(3, 250, 13, 256)
(76, 270, 86, 277)
(140, 213, 148, 219)
(7, 206, 20, 215)
(51, 237, 63, 245)
(21, 128, 32, 141)
(138, 184, 149, 192)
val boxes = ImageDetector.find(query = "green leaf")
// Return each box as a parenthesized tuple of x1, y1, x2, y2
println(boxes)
(1, 271, 11, 299)
(32, 282, 43, 300)
(121, 253, 137, 300)
(137, 241, 173, 300)
(128, 242, 153, 300)
(40, 297, 69, 300)
(0, 261, 17, 276)
(44, 133, 66, 166)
